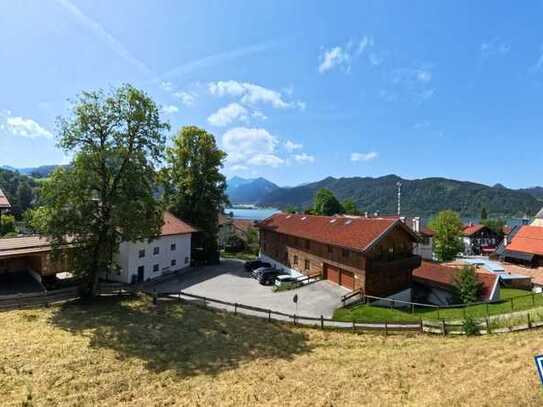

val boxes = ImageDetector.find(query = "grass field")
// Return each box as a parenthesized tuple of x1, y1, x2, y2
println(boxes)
(1, 296, 543, 406)
(334, 288, 543, 323)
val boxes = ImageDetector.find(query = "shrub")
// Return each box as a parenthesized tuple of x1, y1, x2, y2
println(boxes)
(463, 315, 480, 336)
(453, 266, 483, 304)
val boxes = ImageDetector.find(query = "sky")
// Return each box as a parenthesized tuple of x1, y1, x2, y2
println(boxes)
(1, 1, 543, 188)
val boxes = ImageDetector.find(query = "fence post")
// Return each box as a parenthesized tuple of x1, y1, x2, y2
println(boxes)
(268, 309, 271, 322)
(320, 315, 324, 329)
(234, 303, 238, 314)
(528, 313, 532, 329)
(441, 319, 446, 336)
(419, 319, 423, 333)
(203, 297, 207, 308)
(293, 314, 297, 325)
(352, 320, 356, 331)
(510, 298, 514, 311)
(179, 290, 182, 302)
(486, 302, 489, 318)
(384, 321, 388, 336)
(485, 317, 490, 334)
(152, 289, 157, 305)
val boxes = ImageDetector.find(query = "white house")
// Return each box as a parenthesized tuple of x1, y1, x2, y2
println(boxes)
(106, 212, 197, 284)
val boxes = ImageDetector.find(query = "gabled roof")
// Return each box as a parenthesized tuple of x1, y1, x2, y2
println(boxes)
(506, 225, 543, 256)
(0, 188, 10, 209)
(161, 211, 197, 236)
(256, 213, 419, 253)
(413, 261, 498, 301)
(463, 224, 486, 236)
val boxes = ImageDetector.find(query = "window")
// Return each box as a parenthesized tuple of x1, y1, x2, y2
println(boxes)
(153, 264, 159, 272)
(185, 257, 189, 264)
(171, 259, 176, 267)
(138, 249, 145, 258)
(153, 247, 160, 256)
(304, 259, 310, 271)
(293, 255, 298, 265)
(305, 239, 310, 250)
(342, 249, 349, 258)
(170, 243, 176, 251)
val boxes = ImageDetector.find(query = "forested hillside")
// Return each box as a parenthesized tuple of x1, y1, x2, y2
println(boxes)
(259, 175, 542, 218)
(0, 168, 37, 218)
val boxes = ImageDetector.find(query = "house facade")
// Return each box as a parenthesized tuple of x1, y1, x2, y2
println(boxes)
(0, 211, 195, 286)
(257, 214, 421, 300)
(503, 225, 543, 267)
(463, 224, 502, 255)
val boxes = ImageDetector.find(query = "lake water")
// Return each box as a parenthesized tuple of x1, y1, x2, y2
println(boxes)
(225, 207, 281, 220)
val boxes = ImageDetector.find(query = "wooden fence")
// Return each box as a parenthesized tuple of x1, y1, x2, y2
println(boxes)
(0, 287, 79, 311)
(150, 290, 423, 333)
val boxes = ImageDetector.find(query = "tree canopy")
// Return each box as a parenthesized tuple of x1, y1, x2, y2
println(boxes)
(30, 84, 168, 296)
(341, 198, 360, 215)
(313, 188, 344, 216)
(162, 126, 228, 264)
(428, 210, 464, 262)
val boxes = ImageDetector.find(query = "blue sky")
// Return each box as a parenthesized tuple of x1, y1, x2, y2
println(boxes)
(1, 1, 543, 188)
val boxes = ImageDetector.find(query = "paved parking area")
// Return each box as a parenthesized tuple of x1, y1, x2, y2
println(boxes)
(151, 259, 349, 318)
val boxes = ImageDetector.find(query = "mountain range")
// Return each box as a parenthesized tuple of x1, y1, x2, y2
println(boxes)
(227, 175, 543, 218)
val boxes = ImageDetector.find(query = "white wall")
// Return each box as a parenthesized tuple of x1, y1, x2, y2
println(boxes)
(259, 253, 304, 278)
(107, 233, 192, 284)
(414, 238, 434, 260)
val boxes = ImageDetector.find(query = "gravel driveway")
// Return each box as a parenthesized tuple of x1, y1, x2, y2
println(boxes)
(151, 259, 349, 318)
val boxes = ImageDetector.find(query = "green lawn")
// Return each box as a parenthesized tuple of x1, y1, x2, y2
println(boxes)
(333, 288, 543, 323)
(220, 250, 257, 261)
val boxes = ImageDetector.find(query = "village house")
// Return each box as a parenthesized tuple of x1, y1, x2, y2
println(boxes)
(0, 187, 10, 214)
(412, 261, 500, 305)
(256, 213, 422, 300)
(218, 213, 257, 251)
(501, 224, 543, 268)
(462, 223, 503, 256)
(0, 212, 196, 289)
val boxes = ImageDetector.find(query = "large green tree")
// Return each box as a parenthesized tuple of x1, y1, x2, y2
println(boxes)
(313, 188, 344, 216)
(30, 85, 168, 296)
(428, 210, 464, 262)
(162, 126, 228, 264)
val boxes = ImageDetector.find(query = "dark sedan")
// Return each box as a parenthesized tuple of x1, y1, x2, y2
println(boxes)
(244, 260, 271, 273)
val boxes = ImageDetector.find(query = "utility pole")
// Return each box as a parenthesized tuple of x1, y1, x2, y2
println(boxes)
(397, 182, 402, 216)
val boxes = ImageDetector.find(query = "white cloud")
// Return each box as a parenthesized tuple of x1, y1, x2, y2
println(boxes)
(319, 46, 351, 73)
(0, 111, 53, 139)
(208, 103, 248, 127)
(230, 164, 249, 171)
(247, 154, 284, 167)
(251, 110, 267, 120)
(160, 81, 174, 92)
(351, 152, 378, 162)
(319, 36, 377, 74)
(222, 127, 284, 168)
(209, 80, 301, 110)
(293, 153, 315, 163)
(387, 66, 435, 103)
(284, 140, 302, 152)
(161, 105, 179, 114)
(173, 90, 197, 106)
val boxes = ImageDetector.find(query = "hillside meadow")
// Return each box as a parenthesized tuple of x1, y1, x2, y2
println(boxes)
(1, 296, 543, 406)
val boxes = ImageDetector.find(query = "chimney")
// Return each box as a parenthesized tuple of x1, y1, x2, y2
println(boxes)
(364, 211, 369, 218)
(412, 217, 421, 233)
(374, 211, 379, 217)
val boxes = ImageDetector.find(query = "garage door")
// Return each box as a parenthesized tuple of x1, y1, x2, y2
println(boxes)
(325, 265, 340, 284)
(325, 265, 354, 290)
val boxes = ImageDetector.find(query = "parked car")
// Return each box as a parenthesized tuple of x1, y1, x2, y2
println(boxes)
(252, 266, 274, 279)
(275, 274, 301, 287)
(258, 269, 288, 285)
(244, 260, 271, 273)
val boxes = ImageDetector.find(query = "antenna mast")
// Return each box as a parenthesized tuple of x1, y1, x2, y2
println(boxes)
(397, 182, 402, 216)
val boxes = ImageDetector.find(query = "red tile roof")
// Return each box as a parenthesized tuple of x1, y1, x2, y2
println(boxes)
(257, 213, 418, 253)
(0, 188, 10, 209)
(507, 225, 543, 256)
(463, 224, 486, 236)
(232, 219, 255, 234)
(413, 261, 498, 301)
(160, 212, 197, 236)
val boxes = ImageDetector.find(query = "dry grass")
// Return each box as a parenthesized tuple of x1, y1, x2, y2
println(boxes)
(1, 296, 543, 406)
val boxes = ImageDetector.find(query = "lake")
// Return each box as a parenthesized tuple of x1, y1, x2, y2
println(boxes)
(225, 207, 281, 220)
